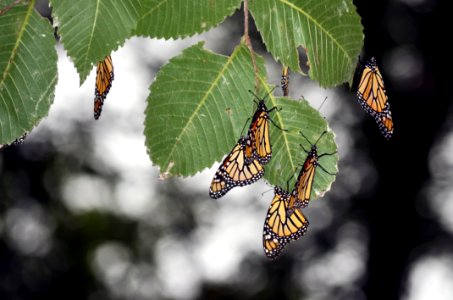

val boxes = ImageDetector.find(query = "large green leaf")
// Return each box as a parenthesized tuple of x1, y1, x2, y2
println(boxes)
(0, 2, 57, 144)
(50, 0, 144, 84)
(136, 0, 242, 39)
(145, 42, 264, 176)
(144, 42, 338, 198)
(249, 0, 363, 87)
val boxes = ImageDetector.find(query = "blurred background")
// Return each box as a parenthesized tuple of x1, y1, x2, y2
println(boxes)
(0, 0, 450, 299)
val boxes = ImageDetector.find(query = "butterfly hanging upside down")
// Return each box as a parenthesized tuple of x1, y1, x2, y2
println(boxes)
(209, 89, 283, 199)
(263, 130, 337, 259)
(356, 57, 394, 139)
(94, 55, 114, 120)
(287, 130, 337, 213)
(246, 89, 283, 165)
(263, 186, 309, 259)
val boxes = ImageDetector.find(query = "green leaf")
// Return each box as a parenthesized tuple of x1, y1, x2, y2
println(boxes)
(0, 2, 57, 144)
(50, 0, 144, 84)
(249, 0, 363, 87)
(144, 42, 338, 198)
(144, 42, 264, 176)
(136, 0, 242, 39)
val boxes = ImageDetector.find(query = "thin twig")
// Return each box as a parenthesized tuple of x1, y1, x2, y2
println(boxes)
(0, 0, 22, 16)
(243, 0, 260, 91)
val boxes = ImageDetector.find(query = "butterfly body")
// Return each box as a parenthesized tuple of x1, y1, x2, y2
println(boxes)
(246, 99, 273, 165)
(209, 90, 281, 199)
(281, 66, 289, 96)
(288, 145, 318, 211)
(288, 131, 337, 214)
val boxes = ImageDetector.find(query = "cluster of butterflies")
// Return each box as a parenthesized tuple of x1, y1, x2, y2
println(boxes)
(208, 91, 336, 259)
(282, 57, 394, 139)
(209, 57, 393, 259)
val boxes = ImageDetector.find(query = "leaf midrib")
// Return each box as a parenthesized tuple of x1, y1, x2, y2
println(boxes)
(0, 2, 33, 87)
(164, 48, 239, 168)
(0, 1, 33, 138)
(80, 0, 101, 74)
(279, 0, 352, 64)
(140, 0, 169, 20)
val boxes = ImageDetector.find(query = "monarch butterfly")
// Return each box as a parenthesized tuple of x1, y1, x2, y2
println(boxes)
(287, 131, 337, 212)
(281, 66, 290, 96)
(94, 55, 114, 120)
(246, 90, 283, 165)
(209, 136, 265, 199)
(263, 186, 309, 259)
(356, 57, 394, 139)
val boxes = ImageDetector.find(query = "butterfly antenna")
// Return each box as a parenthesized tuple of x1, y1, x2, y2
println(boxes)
(248, 86, 277, 102)
(299, 131, 313, 145)
(317, 96, 328, 112)
(261, 188, 274, 197)
(240, 117, 251, 136)
(314, 130, 328, 146)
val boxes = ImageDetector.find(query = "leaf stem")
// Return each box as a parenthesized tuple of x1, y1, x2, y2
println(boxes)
(0, 0, 22, 16)
(243, 0, 260, 91)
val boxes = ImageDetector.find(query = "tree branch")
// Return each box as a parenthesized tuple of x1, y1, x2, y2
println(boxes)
(243, 0, 260, 91)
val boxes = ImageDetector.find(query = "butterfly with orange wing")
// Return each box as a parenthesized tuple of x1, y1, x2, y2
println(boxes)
(246, 89, 284, 165)
(263, 186, 309, 259)
(356, 57, 394, 139)
(287, 131, 337, 212)
(94, 55, 114, 120)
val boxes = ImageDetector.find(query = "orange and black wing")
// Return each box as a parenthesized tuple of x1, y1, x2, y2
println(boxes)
(288, 151, 317, 210)
(357, 57, 394, 139)
(374, 106, 394, 139)
(209, 136, 265, 199)
(289, 131, 337, 211)
(281, 66, 290, 96)
(263, 186, 309, 259)
(247, 101, 272, 164)
(357, 57, 388, 116)
(94, 55, 114, 120)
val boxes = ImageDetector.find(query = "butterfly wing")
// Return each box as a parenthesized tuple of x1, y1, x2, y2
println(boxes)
(288, 151, 317, 210)
(374, 105, 394, 139)
(94, 55, 114, 120)
(247, 101, 272, 164)
(263, 187, 309, 259)
(209, 136, 265, 199)
(357, 57, 394, 139)
(357, 57, 388, 116)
